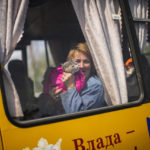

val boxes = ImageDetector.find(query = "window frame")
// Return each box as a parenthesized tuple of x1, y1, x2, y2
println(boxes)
(0, 0, 147, 128)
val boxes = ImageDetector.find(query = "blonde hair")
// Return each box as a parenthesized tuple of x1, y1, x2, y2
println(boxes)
(67, 43, 96, 75)
(67, 43, 91, 60)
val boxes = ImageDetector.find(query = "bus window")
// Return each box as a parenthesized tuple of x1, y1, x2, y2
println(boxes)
(1, 0, 146, 123)
(27, 40, 56, 98)
(128, 0, 150, 99)
(6, 50, 22, 69)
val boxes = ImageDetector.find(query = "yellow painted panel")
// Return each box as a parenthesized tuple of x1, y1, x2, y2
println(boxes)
(1, 103, 150, 150)
(0, 131, 3, 150)
(0, 90, 150, 149)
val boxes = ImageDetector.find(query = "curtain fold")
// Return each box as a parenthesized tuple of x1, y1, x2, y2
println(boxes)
(128, 0, 148, 53)
(0, 0, 29, 117)
(71, 0, 128, 105)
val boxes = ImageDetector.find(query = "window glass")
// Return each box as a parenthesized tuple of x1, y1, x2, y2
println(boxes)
(6, 50, 22, 70)
(4, 0, 143, 122)
(27, 40, 56, 97)
(144, 45, 150, 65)
(128, 0, 150, 98)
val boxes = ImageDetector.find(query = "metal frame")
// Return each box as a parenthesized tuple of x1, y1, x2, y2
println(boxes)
(119, 0, 146, 100)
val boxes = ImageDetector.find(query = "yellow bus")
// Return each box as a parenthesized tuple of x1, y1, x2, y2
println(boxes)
(0, 0, 150, 149)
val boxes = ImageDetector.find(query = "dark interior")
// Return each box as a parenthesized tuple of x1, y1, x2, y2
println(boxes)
(16, 0, 85, 65)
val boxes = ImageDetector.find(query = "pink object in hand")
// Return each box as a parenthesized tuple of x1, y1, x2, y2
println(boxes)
(44, 66, 85, 95)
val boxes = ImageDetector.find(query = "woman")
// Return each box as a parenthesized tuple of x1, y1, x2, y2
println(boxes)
(50, 43, 107, 113)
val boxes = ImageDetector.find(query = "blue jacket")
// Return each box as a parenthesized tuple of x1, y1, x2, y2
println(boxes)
(60, 75, 107, 113)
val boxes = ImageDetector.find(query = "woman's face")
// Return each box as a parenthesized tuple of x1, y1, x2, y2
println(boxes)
(73, 51, 91, 78)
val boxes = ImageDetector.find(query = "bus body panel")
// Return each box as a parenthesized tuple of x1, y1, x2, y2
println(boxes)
(0, 92, 150, 150)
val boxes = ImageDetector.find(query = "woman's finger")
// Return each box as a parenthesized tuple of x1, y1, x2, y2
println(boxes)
(55, 88, 63, 95)
(51, 86, 59, 93)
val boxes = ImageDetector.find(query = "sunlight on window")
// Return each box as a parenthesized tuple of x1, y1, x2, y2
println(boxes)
(27, 40, 56, 97)
(6, 50, 22, 70)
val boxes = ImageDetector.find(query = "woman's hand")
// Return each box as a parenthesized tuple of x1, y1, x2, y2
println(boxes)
(49, 72, 75, 100)
(49, 86, 62, 100)
(62, 72, 75, 90)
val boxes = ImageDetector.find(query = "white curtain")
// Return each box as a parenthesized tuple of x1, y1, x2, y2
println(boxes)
(71, 0, 128, 105)
(0, 0, 29, 117)
(128, 0, 148, 53)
